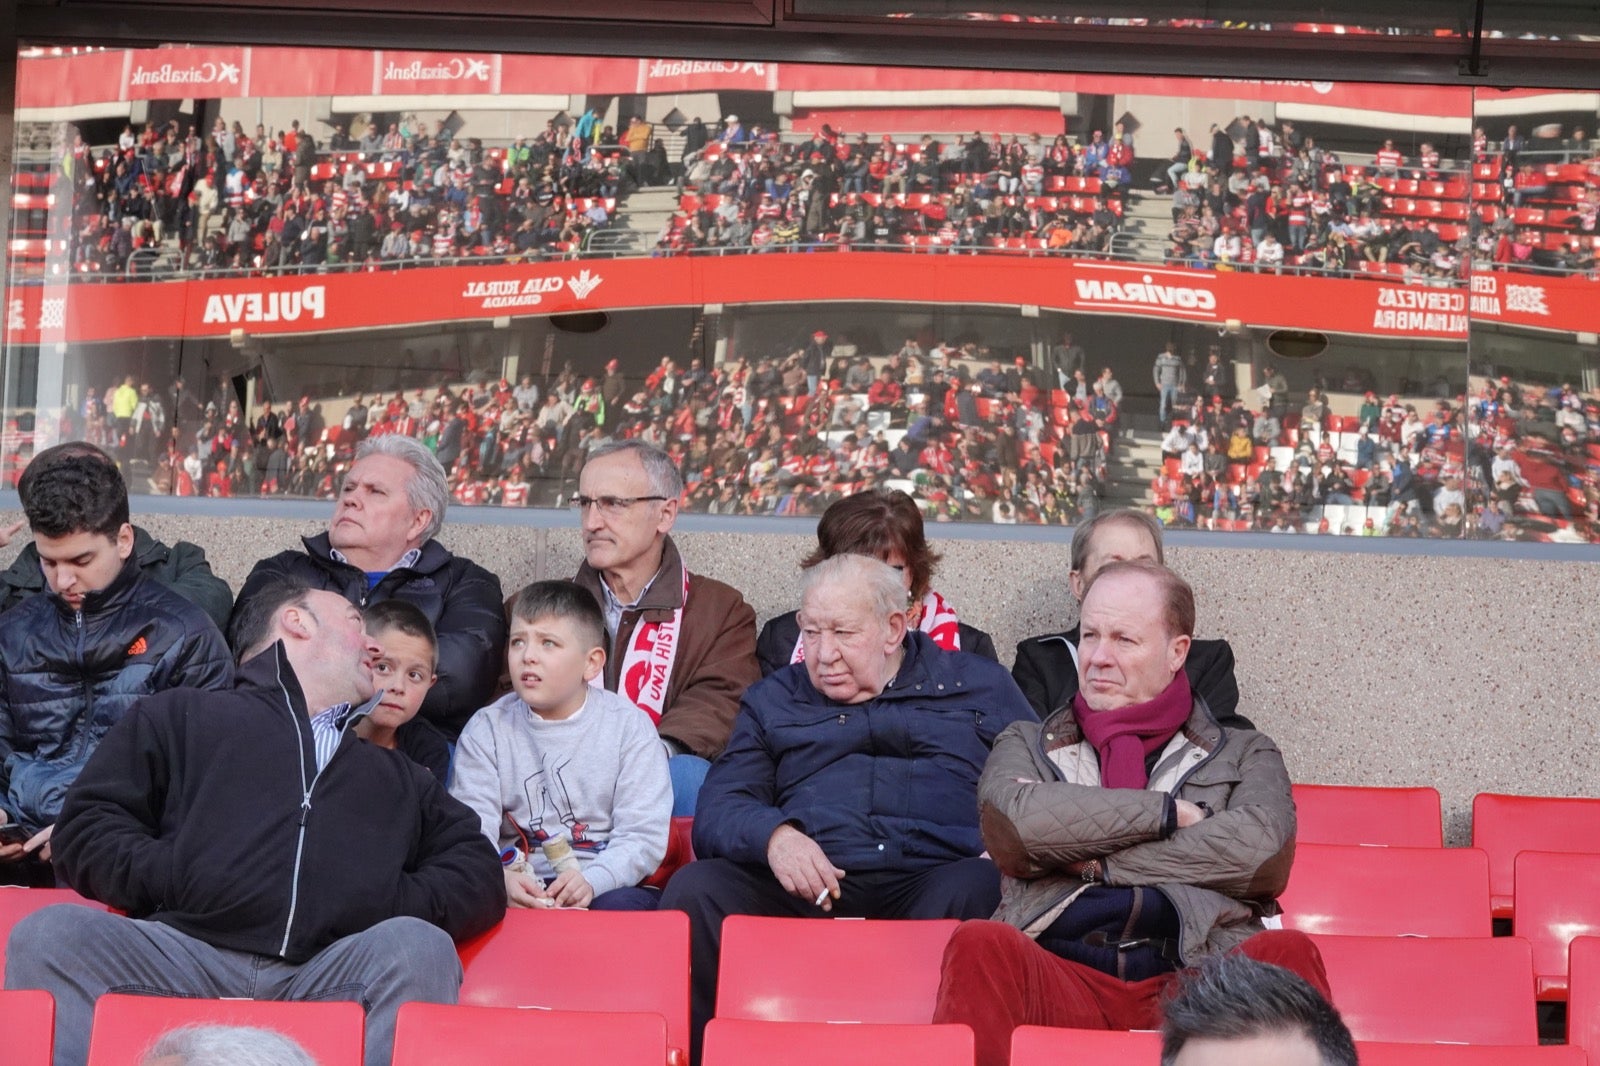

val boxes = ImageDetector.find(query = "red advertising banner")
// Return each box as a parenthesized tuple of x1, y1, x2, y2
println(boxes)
(16, 45, 1471, 121)
(11, 255, 1588, 349)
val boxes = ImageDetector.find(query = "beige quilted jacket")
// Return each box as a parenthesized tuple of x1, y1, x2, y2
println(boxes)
(978, 695, 1296, 965)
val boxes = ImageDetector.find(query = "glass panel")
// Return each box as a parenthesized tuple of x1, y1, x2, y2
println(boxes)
(1467, 87, 1600, 543)
(4, 43, 1489, 538)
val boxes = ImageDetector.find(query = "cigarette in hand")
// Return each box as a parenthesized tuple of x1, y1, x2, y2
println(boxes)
(814, 888, 830, 907)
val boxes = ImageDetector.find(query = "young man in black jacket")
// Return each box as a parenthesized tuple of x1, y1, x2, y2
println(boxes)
(4, 578, 506, 1066)
(0, 449, 233, 885)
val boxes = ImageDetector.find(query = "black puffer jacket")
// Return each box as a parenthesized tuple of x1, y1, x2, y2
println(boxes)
(230, 533, 506, 737)
(0, 557, 233, 831)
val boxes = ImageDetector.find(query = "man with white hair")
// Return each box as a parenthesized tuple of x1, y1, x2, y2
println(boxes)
(662, 553, 1035, 1062)
(231, 434, 505, 737)
(140, 1026, 316, 1066)
(7, 578, 505, 1066)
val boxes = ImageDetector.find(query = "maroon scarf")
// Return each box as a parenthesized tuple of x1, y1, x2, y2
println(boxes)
(1072, 672, 1192, 789)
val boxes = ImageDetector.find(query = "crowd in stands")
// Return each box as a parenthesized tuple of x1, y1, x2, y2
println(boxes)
(657, 119, 1129, 255)
(1154, 121, 1600, 279)
(45, 322, 1600, 542)
(22, 108, 1594, 281)
(23, 111, 668, 276)
(1148, 366, 1600, 541)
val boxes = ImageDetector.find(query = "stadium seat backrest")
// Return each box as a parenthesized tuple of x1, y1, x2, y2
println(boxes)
(1311, 934, 1538, 1045)
(457, 909, 690, 1056)
(0, 989, 54, 1066)
(641, 815, 696, 891)
(392, 1003, 667, 1066)
(86, 994, 364, 1066)
(1010, 1025, 1159, 1064)
(0, 888, 110, 977)
(715, 916, 960, 1023)
(1279, 843, 1491, 937)
(1472, 792, 1600, 919)
(703, 1019, 974, 1066)
(1515, 850, 1600, 1001)
(1358, 1041, 1586, 1065)
(1292, 784, 1442, 847)
(1567, 935, 1600, 1055)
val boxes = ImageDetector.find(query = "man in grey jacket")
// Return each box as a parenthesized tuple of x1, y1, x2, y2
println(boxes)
(932, 560, 1328, 1066)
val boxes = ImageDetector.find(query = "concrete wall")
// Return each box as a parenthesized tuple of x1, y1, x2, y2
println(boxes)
(5, 508, 1596, 843)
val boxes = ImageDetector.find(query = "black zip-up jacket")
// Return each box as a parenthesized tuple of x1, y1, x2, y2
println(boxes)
(0, 555, 233, 831)
(230, 533, 506, 737)
(52, 643, 505, 964)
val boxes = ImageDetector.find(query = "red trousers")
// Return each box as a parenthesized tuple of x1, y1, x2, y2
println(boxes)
(932, 921, 1331, 1066)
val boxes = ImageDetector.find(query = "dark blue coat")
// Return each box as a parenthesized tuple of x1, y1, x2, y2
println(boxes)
(693, 631, 1036, 872)
(0, 556, 233, 831)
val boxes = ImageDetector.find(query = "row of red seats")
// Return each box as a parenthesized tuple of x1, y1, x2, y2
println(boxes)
(3, 912, 1597, 1063)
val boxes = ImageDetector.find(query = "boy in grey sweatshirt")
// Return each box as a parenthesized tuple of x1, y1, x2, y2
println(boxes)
(451, 580, 671, 910)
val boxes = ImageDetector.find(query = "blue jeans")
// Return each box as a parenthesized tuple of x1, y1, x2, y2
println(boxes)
(1159, 384, 1180, 424)
(669, 754, 711, 817)
(6, 907, 458, 1066)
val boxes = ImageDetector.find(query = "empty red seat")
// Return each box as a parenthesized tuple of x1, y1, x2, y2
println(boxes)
(1359, 1042, 1585, 1065)
(1278, 843, 1490, 938)
(716, 916, 959, 1023)
(1292, 784, 1442, 847)
(703, 1019, 974, 1066)
(458, 909, 690, 1058)
(392, 1003, 666, 1066)
(1311, 934, 1537, 1045)
(1567, 935, 1600, 1057)
(86, 994, 364, 1066)
(1472, 792, 1600, 918)
(0, 990, 54, 1066)
(1513, 850, 1600, 1001)
(1010, 1025, 1159, 1063)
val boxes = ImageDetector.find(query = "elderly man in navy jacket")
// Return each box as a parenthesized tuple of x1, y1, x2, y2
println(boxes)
(661, 553, 1035, 1061)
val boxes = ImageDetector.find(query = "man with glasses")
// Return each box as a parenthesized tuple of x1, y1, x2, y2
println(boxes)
(572, 440, 759, 816)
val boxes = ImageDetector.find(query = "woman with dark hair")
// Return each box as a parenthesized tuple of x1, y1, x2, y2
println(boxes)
(754, 488, 997, 675)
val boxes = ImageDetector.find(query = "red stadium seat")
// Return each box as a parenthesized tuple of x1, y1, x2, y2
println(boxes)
(458, 909, 690, 1058)
(1513, 850, 1600, 1001)
(86, 994, 363, 1066)
(0, 990, 54, 1066)
(1010, 1025, 1159, 1063)
(715, 916, 959, 1023)
(392, 1003, 667, 1066)
(1472, 792, 1600, 918)
(1358, 1042, 1585, 1065)
(1278, 844, 1490, 937)
(1311, 934, 1537, 1045)
(1568, 935, 1600, 1057)
(1291, 784, 1443, 847)
(0, 888, 111, 977)
(642, 815, 696, 891)
(703, 1019, 974, 1066)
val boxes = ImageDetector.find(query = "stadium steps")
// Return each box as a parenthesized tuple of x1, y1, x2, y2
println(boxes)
(606, 185, 683, 255)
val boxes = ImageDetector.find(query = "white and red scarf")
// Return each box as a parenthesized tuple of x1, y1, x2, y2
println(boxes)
(790, 588, 962, 663)
(603, 568, 691, 724)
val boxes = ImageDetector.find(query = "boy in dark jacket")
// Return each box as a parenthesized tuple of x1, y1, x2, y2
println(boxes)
(0, 448, 232, 884)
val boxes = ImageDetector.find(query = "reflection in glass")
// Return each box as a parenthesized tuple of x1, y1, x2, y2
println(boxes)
(8, 42, 1586, 541)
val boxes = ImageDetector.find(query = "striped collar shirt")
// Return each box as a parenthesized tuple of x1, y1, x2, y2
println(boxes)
(308, 702, 354, 771)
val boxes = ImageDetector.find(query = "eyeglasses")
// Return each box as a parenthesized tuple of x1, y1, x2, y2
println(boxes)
(571, 494, 669, 516)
